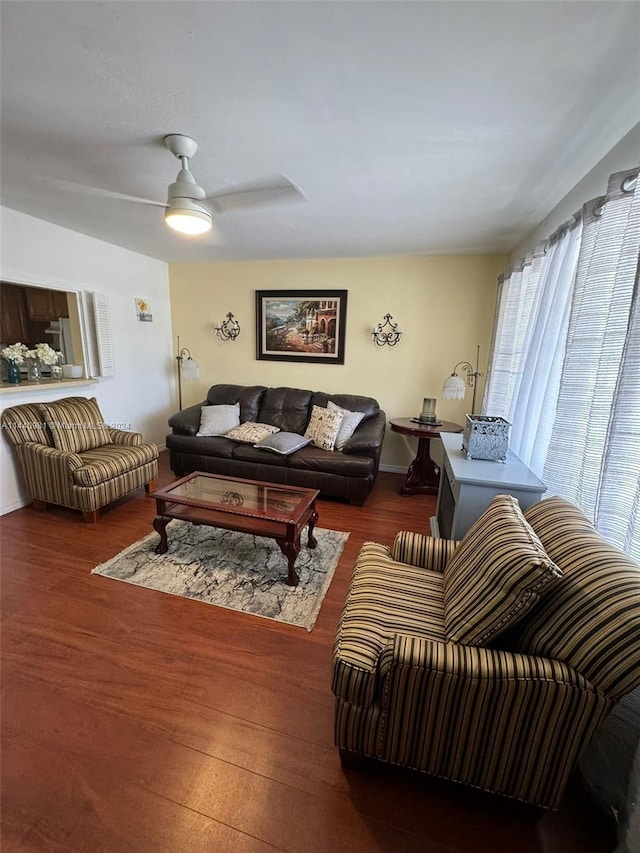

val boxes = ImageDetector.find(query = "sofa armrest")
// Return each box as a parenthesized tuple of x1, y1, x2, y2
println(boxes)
(342, 410, 386, 457)
(391, 531, 459, 571)
(376, 634, 611, 808)
(168, 401, 206, 436)
(16, 442, 83, 506)
(108, 428, 142, 446)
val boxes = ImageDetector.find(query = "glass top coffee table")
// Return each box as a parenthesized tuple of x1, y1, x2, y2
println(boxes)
(151, 472, 319, 587)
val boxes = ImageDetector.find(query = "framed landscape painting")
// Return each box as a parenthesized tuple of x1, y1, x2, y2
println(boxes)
(256, 290, 348, 364)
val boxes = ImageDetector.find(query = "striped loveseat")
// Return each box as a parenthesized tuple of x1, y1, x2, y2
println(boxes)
(332, 494, 640, 809)
(1, 396, 158, 522)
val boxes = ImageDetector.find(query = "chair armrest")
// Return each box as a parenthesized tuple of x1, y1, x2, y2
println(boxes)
(377, 635, 612, 808)
(342, 411, 386, 456)
(391, 532, 459, 571)
(168, 401, 206, 436)
(16, 442, 83, 506)
(108, 428, 142, 446)
(382, 634, 592, 688)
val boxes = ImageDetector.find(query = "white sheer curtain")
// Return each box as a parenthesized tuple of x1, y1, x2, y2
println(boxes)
(544, 168, 640, 560)
(483, 219, 582, 472)
(484, 166, 640, 559)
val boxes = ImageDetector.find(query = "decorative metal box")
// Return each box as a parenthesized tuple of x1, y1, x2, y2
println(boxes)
(462, 415, 511, 463)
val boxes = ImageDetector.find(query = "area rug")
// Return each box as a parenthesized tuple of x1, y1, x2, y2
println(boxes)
(91, 520, 348, 631)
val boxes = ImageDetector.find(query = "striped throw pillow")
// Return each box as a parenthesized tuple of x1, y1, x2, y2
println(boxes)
(38, 397, 112, 453)
(443, 494, 563, 645)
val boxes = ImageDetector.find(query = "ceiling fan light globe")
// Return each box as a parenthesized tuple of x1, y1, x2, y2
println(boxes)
(165, 199, 212, 236)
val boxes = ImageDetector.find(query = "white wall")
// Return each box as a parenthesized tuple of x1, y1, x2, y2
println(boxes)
(513, 122, 640, 258)
(0, 206, 173, 514)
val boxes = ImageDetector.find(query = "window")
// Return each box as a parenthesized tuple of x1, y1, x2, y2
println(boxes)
(484, 167, 640, 559)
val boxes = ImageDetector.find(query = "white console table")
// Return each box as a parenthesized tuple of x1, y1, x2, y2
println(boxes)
(434, 432, 547, 540)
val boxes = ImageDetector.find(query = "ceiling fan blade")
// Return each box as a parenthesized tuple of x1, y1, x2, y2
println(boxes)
(50, 178, 166, 208)
(207, 175, 305, 213)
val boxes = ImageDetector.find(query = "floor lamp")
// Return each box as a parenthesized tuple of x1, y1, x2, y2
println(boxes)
(442, 344, 484, 414)
(175, 336, 199, 410)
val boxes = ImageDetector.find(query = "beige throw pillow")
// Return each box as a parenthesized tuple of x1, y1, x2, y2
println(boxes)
(304, 405, 344, 451)
(443, 494, 563, 645)
(225, 422, 280, 443)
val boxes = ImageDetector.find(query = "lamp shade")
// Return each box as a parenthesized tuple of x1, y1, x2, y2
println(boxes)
(181, 357, 200, 379)
(442, 373, 466, 400)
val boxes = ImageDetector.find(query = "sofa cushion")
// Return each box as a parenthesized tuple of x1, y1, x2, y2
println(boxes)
(443, 494, 563, 646)
(39, 397, 112, 453)
(327, 401, 366, 451)
(257, 387, 313, 433)
(166, 433, 237, 459)
(230, 443, 289, 467)
(287, 445, 374, 476)
(254, 432, 312, 455)
(304, 405, 344, 451)
(196, 403, 240, 437)
(206, 384, 267, 423)
(225, 422, 279, 443)
(332, 541, 446, 706)
(73, 442, 159, 487)
(521, 496, 640, 700)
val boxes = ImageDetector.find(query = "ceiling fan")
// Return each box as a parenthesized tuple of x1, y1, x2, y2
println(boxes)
(57, 134, 305, 237)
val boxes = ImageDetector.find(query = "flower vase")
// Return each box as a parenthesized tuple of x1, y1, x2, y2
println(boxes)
(6, 359, 21, 384)
(27, 358, 41, 383)
(51, 354, 63, 381)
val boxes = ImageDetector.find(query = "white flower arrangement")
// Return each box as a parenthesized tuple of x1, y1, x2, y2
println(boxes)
(26, 342, 62, 366)
(1, 342, 29, 364)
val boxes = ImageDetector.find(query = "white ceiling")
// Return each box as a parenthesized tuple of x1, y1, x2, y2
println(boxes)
(1, 1, 639, 263)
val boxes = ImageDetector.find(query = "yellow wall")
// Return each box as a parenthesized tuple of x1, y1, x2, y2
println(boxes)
(169, 254, 507, 468)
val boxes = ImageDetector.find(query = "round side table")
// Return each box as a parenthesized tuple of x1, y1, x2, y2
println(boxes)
(390, 418, 463, 496)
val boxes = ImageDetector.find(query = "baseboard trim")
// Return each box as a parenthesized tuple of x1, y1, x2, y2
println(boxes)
(1, 496, 29, 516)
(379, 464, 409, 474)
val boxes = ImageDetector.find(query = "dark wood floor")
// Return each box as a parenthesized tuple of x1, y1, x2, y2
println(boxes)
(1, 452, 615, 853)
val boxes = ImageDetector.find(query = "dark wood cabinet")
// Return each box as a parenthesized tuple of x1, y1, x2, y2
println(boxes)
(0, 283, 29, 343)
(25, 287, 69, 321)
(1, 283, 70, 345)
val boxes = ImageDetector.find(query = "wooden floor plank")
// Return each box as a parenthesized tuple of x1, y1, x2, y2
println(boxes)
(0, 452, 615, 853)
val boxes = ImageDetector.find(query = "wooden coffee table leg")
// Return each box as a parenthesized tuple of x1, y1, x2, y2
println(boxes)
(153, 516, 171, 554)
(307, 505, 318, 549)
(277, 537, 301, 587)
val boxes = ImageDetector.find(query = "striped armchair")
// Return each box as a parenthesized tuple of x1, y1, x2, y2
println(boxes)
(2, 396, 159, 522)
(332, 495, 640, 809)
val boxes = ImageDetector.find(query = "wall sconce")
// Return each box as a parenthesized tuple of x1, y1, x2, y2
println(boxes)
(215, 312, 241, 342)
(371, 313, 402, 346)
(175, 336, 200, 411)
(442, 344, 484, 414)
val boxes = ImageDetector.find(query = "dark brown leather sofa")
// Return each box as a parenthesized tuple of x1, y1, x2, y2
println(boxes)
(166, 384, 386, 504)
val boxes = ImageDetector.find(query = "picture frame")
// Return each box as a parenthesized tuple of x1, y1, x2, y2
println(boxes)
(256, 290, 348, 364)
(134, 297, 153, 322)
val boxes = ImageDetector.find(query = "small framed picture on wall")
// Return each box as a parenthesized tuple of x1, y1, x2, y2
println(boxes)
(256, 290, 348, 364)
(134, 298, 153, 322)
